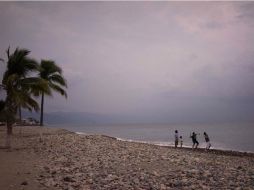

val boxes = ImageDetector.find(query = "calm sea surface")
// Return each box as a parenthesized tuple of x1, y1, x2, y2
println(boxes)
(49, 123, 254, 152)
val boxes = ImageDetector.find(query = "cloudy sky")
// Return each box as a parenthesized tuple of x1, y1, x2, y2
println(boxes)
(0, 2, 254, 123)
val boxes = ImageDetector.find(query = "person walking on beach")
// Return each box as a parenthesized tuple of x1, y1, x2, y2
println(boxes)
(204, 132, 211, 150)
(174, 130, 179, 148)
(190, 132, 199, 149)
(179, 136, 183, 148)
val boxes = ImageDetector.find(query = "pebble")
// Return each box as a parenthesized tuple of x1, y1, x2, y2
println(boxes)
(21, 181, 28, 185)
(63, 176, 76, 182)
(160, 184, 166, 190)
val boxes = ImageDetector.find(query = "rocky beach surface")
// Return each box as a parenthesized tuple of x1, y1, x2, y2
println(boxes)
(0, 126, 254, 190)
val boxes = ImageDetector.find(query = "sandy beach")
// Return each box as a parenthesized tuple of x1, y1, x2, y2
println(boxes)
(0, 126, 253, 190)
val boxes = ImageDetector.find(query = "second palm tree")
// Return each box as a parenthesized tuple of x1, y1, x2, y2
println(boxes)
(39, 60, 67, 126)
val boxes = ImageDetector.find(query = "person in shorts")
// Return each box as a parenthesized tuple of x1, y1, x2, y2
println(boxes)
(179, 136, 183, 148)
(190, 132, 199, 149)
(174, 130, 179, 148)
(204, 132, 211, 150)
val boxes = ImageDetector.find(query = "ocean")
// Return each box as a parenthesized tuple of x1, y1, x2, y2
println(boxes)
(49, 122, 254, 152)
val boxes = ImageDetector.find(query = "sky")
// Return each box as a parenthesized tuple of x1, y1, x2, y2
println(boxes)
(0, 2, 254, 123)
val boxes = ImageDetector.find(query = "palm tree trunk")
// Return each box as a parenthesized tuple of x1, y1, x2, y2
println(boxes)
(7, 122, 12, 135)
(40, 92, 44, 126)
(6, 122, 12, 148)
(5, 96, 13, 136)
(18, 106, 22, 124)
(18, 106, 22, 134)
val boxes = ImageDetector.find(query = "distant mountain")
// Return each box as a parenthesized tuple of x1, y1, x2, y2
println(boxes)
(22, 111, 152, 125)
(22, 111, 113, 125)
(22, 109, 254, 125)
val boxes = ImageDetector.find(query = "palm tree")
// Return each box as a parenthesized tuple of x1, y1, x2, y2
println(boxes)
(1, 47, 48, 147)
(38, 60, 67, 126)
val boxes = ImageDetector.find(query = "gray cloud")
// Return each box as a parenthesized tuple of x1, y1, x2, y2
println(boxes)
(0, 2, 254, 123)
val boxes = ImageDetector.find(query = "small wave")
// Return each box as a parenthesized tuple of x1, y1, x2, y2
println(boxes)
(115, 138, 238, 152)
(76, 132, 88, 135)
(116, 138, 177, 147)
(76, 133, 253, 153)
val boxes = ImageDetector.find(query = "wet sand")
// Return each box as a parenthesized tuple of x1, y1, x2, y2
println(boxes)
(0, 126, 253, 190)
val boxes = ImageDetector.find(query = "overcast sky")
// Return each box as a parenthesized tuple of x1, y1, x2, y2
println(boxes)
(0, 2, 254, 122)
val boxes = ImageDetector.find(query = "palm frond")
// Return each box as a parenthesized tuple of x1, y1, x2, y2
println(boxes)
(6, 47, 39, 77)
(12, 89, 40, 112)
(22, 95, 39, 112)
(6, 46, 10, 59)
(49, 74, 67, 87)
(40, 60, 62, 79)
(4, 74, 19, 89)
(0, 84, 5, 91)
(49, 83, 67, 98)
(13, 77, 50, 98)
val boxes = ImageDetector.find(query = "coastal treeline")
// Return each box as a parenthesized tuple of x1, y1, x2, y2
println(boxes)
(0, 47, 67, 147)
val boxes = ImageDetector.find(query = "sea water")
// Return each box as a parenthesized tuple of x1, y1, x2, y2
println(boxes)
(49, 122, 254, 152)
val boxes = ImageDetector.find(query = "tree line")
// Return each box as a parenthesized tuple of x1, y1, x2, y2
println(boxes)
(0, 47, 67, 147)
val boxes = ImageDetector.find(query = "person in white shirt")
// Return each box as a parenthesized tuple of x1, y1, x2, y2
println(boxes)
(179, 136, 183, 148)
(204, 132, 211, 150)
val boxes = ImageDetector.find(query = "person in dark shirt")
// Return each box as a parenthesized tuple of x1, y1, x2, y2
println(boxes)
(174, 130, 179, 148)
(190, 132, 199, 149)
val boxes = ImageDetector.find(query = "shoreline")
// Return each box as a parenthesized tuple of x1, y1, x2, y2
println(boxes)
(50, 122, 254, 153)
(1, 125, 254, 155)
(116, 137, 254, 157)
(1, 126, 254, 189)
(76, 132, 254, 157)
